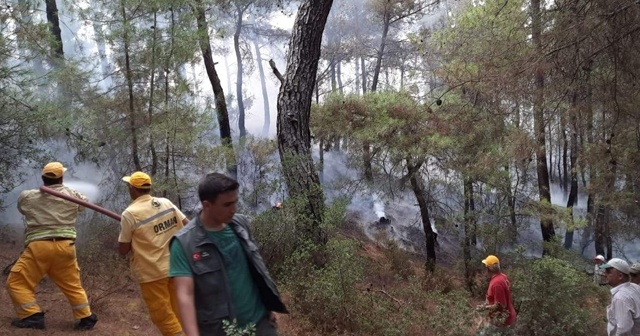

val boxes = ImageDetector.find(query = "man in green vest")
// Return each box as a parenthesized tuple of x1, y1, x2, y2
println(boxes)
(6, 162, 98, 330)
(170, 173, 288, 335)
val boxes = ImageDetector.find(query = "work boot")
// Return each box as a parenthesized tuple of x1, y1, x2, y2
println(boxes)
(11, 312, 45, 329)
(74, 313, 98, 330)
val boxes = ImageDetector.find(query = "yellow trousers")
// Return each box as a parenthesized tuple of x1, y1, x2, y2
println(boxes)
(6, 240, 92, 319)
(140, 278, 184, 336)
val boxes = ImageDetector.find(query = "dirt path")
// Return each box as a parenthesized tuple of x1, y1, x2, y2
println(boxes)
(0, 227, 302, 336)
(0, 241, 159, 335)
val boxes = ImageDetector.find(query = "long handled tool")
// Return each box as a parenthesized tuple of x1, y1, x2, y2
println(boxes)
(3, 186, 121, 275)
(39, 186, 121, 221)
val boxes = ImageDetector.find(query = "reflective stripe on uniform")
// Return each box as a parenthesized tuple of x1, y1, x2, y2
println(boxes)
(72, 303, 89, 310)
(16, 301, 37, 311)
(26, 228, 77, 244)
(136, 208, 175, 227)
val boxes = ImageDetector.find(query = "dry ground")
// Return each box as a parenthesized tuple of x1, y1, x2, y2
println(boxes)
(0, 237, 302, 336)
(0, 224, 480, 336)
(0, 240, 159, 335)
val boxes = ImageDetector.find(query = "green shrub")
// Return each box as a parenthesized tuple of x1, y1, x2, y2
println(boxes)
(250, 205, 300, 277)
(382, 239, 414, 280)
(425, 289, 476, 336)
(510, 256, 608, 336)
(251, 198, 349, 277)
(282, 237, 365, 333)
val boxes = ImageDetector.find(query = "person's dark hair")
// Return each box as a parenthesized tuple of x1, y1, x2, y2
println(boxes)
(198, 173, 239, 202)
(133, 187, 151, 195)
(42, 175, 62, 186)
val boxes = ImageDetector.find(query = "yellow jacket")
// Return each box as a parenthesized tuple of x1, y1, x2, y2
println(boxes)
(18, 184, 87, 245)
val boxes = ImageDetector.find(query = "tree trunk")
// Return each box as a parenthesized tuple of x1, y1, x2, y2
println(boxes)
(162, 7, 175, 199)
(330, 61, 337, 91)
(45, 0, 65, 100)
(548, 120, 554, 183)
(276, 0, 333, 244)
(254, 40, 271, 137)
(366, 15, 386, 184)
(583, 193, 595, 250)
(602, 133, 617, 259)
(319, 138, 324, 184)
(509, 103, 520, 241)
(361, 57, 367, 95)
(531, 0, 555, 250)
(336, 61, 343, 94)
(463, 176, 475, 294)
(563, 104, 579, 249)
(407, 159, 436, 272)
(122, 1, 141, 171)
(514, 101, 521, 129)
(234, 6, 246, 138)
(45, 0, 64, 62)
(384, 68, 390, 89)
(561, 114, 568, 190)
(147, 11, 158, 176)
(193, 0, 236, 178)
(581, 55, 595, 250)
(371, 14, 389, 92)
(593, 163, 614, 259)
(506, 165, 518, 242)
(363, 142, 373, 183)
(355, 58, 360, 95)
(464, 179, 477, 246)
(595, 203, 607, 257)
(331, 61, 341, 150)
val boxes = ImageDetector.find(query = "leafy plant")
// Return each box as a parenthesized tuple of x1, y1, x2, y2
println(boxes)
(222, 319, 256, 336)
(510, 256, 608, 336)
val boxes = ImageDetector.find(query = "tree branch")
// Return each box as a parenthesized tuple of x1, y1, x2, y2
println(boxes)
(389, 0, 440, 25)
(364, 285, 404, 305)
(269, 59, 284, 83)
(399, 158, 424, 186)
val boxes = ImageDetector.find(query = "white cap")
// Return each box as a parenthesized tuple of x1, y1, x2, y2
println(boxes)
(630, 263, 640, 275)
(600, 258, 630, 275)
(595, 255, 605, 262)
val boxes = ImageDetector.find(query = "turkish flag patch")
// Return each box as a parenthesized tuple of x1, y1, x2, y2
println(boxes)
(192, 252, 202, 262)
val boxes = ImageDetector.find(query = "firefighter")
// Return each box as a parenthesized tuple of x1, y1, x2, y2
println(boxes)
(118, 171, 189, 336)
(6, 162, 98, 330)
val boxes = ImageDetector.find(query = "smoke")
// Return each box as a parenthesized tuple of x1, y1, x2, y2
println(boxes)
(372, 192, 386, 219)
(0, 140, 105, 227)
(64, 180, 100, 203)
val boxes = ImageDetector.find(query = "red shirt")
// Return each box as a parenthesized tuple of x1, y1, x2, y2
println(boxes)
(486, 273, 517, 326)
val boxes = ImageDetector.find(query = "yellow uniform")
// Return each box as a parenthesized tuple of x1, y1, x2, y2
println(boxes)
(119, 194, 186, 336)
(7, 184, 93, 321)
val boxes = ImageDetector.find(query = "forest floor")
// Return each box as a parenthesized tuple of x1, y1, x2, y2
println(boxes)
(0, 238, 157, 335)
(0, 226, 310, 336)
(0, 224, 482, 336)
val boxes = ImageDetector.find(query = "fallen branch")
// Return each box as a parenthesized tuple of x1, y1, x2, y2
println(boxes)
(269, 59, 284, 84)
(365, 284, 404, 305)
